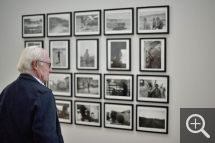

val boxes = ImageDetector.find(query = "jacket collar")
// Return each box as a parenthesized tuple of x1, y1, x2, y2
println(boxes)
(18, 73, 39, 83)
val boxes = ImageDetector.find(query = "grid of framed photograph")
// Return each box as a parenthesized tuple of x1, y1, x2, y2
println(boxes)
(104, 74, 133, 101)
(74, 73, 101, 99)
(74, 10, 101, 36)
(47, 12, 72, 37)
(22, 14, 45, 38)
(76, 39, 99, 70)
(25, 40, 43, 48)
(137, 5, 169, 34)
(136, 105, 168, 134)
(107, 38, 131, 71)
(140, 38, 166, 72)
(75, 101, 101, 127)
(104, 8, 134, 35)
(104, 103, 133, 130)
(137, 75, 169, 103)
(49, 40, 70, 70)
(48, 72, 72, 97)
(56, 100, 72, 124)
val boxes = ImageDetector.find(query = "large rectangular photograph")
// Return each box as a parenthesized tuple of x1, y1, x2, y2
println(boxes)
(104, 74, 133, 101)
(76, 39, 98, 70)
(25, 40, 43, 48)
(104, 8, 134, 35)
(74, 73, 101, 99)
(137, 75, 169, 103)
(49, 40, 70, 70)
(22, 14, 45, 38)
(104, 103, 133, 130)
(74, 10, 101, 36)
(107, 38, 131, 71)
(75, 101, 101, 127)
(56, 100, 72, 124)
(136, 105, 168, 134)
(140, 38, 166, 72)
(48, 73, 72, 97)
(47, 12, 72, 37)
(137, 5, 169, 34)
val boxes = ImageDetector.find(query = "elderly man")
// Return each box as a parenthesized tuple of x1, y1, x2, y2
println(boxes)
(0, 47, 64, 143)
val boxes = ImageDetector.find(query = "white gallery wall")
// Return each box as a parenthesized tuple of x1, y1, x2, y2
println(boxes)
(0, 0, 215, 143)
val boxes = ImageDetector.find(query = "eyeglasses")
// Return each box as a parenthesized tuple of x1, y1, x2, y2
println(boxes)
(38, 60, 52, 68)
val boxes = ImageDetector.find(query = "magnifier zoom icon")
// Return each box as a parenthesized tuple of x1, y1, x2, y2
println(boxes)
(186, 114, 210, 138)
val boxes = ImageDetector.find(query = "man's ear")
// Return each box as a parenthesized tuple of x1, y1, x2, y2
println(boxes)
(32, 60, 39, 71)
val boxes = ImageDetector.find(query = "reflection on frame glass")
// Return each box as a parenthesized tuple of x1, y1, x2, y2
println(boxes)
(137, 75, 169, 103)
(48, 73, 72, 97)
(47, 12, 72, 37)
(136, 105, 168, 134)
(75, 101, 101, 127)
(104, 103, 133, 130)
(104, 74, 133, 101)
(56, 100, 72, 124)
(49, 40, 70, 70)
(137, 5, 169, 34)
(140, 38, 166, 72)
(107, 38, 131, 71)
(25, 40, 43, 48)
(104, 8, 134, 35)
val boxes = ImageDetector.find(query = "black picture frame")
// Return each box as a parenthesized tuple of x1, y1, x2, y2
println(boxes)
(104, 7, 134, 35)
(107, 38, 131, 71)
(48, 72, 72, 97)
(76, 39, 99, 70)
(104, 102, 133, 130)
(137, 5, 169, 34)
(74, 73, 102, 99)
(104, 74, 133, 101)
(140, 38, 166, 72)
(25, 40, 44, 48)
(136, 105, 168, 134)
(75, 100, 102, 127)
(136, 75, 169, 103)
(47, 12, 72, 37)
(56, 99, 72, 124)
(74, 10, 101, 36)
(49, 40, 70, 70)
(22, 14, 45, 38)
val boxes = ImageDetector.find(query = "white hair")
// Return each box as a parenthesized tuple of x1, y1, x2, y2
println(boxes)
(17, 46, 46, 73)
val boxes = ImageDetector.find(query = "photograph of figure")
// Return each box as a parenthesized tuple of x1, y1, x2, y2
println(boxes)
(56, 100, 72, 123)
(52, 48, 66, 67)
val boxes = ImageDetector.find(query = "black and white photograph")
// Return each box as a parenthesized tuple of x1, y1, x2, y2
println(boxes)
(104, 8, 134, 35)
(104, 103, 133, 130)
(137, 75, 169, 103)
(74, 73, 101, 99)
(107, 38, 131, 71)
(136, 105, 168, 134)
(22, 14, 45, 38)
(137, 5, 169, 34)
(48, 73, 72, 97)
(56, 100, 72, 124)
(76, 39, 98, 70)
(140, 38, 166, 72)
(104, 74, 133, 101)
(75, 101, 101, 127)
(47, 12, 72, 37)
(74, 10, 101, 36)
(25, 40, 43, 48)
(49, 40, 70, 70)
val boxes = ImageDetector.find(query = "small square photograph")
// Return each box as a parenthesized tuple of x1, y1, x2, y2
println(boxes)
(137, 75, 169, 103)
(136, 105, 168, 134)
(49, 40, 70, 69)
(75, 101, 101, 127)
(25, 40, 43, 48)
(56, 100, 72, 124)
(48, 73, 72, 97)
(107, 38, 131, 71)
(76, 39, 98, 70)
(104, 103, 133, 130)
(74, 73, 101, 99)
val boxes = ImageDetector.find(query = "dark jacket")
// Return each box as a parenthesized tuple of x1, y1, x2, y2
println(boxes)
(0, 74, 64, 143)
